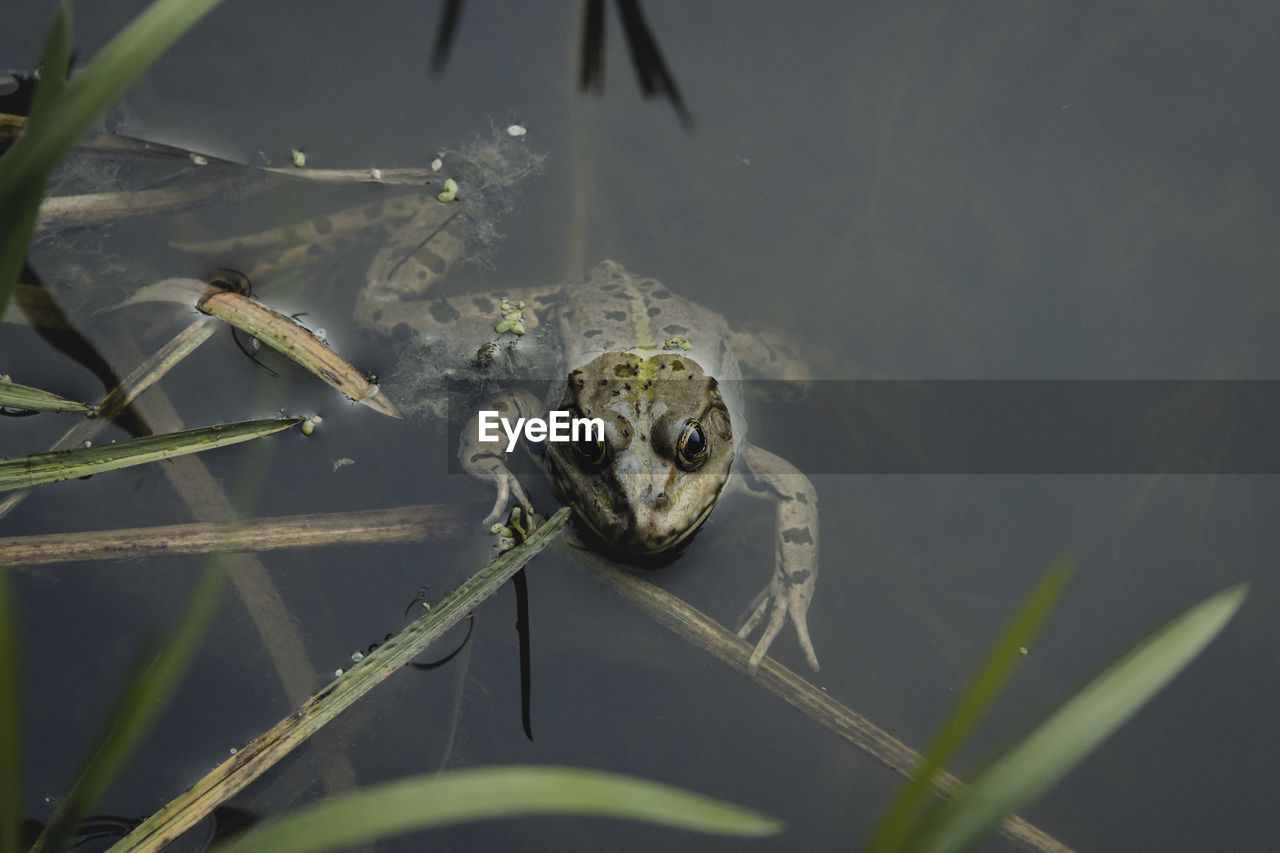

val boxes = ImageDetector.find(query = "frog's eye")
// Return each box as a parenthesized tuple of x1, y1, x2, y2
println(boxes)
(573, 433, 608, 467)
(675, 419, 709, 471)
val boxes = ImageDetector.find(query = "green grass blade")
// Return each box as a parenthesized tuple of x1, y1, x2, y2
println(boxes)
(31, 562, 227, 853)
(0, 180, 43, 325)
(28, 2, 72, 123)
(911, 582, 1248, 853)
(865, 558, 1074, 853)
(0, 0, 74, 316)
(0, 0, 226, 317)
(0, 565, 22, 853)
(0, 418, 301, 491)
(0, 379, 93, 413)
(214, 766, 782, 853)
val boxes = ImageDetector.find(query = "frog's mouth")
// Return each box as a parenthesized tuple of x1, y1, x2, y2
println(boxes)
(562, 475, 726, 556)
(569, 497, 717, 557)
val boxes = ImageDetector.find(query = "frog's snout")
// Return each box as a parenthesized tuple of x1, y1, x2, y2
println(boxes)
(610, 488, 708, 553)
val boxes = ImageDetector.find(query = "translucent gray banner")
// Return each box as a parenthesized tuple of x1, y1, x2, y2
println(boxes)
(444, 380, 1280, 474)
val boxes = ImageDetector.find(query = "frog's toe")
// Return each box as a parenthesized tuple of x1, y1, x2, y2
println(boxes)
(736, 586, 771, 638)
(481, 483, 512, 526)
(782, 574, 820, 672)
(788, 604, 820, 673)
(742, 608, 787, 674)
(480, 473, 534, 527)
(736, 586, 788, 674)
(482, 501, 504, 527)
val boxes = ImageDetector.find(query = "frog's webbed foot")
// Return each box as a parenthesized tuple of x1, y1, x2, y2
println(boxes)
(737, 567, 819, 673)
(735, 443, 820, 674)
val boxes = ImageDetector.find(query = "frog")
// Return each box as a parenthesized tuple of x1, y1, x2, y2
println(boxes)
(175, 160, 821, 673)
(355, 208, 821, 673)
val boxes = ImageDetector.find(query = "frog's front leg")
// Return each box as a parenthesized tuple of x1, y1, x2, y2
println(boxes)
(459, 390, 544, 526)
(735, 443, 820, 674)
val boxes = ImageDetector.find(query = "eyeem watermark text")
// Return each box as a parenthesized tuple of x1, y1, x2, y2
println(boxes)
(477, 410, 605, 452)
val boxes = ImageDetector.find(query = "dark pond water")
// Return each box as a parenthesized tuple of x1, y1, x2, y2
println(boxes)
(4, 2, 1280, 851)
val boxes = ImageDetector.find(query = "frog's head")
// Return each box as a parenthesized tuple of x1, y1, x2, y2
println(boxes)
(546, 352, 735, 554)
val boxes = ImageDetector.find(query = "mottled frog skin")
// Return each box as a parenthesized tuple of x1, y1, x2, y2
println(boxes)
(357, 237, 822, 673)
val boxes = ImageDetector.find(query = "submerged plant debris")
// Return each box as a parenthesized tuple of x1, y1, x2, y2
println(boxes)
(378, 131, 548, 423)
(445, 130, 546, 269)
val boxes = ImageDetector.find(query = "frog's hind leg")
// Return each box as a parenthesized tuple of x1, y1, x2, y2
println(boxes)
(734, 443, 821, 673)
(724, 328, 814, 383)
(175, 194, 435, 284)
(354, 205, 473, 337)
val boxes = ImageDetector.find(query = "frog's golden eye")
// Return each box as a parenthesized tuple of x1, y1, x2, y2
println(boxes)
(573, 433, 607, 467)
(675, 418, 709, 471)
